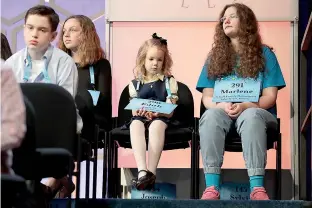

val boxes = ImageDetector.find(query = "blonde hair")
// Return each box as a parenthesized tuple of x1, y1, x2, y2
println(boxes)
(133, 38, 173, 79)
(58, 15, 105, 67)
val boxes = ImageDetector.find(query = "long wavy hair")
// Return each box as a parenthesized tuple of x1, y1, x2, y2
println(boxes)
(58, 15, 105, 67)
(133, 38, 173, 79)
(208, 3, 269, 79)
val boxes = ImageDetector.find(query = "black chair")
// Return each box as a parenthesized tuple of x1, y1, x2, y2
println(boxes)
(1, 174, 27, 208)
(12, 96, 37, 179)
(198, 103, 282, 200)
(20, 83, 78, 200)
(75, 89, 112, 199)
(74, 62, 112, 199)
(1, 96, 36, 208)
(75, 91, 96, 199)
(107, 81, 198, 198)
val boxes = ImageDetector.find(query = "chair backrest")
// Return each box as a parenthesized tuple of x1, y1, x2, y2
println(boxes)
(172, 81, 194, 128)
(200, 101, 206, 117)
(116, 85, 133, 126)
(75, 90, 96, 141)
(20, 83, 77, 156)
(76, 66, 112, 131)
(117, 81, 194, 128)
(12, 96, 37, 179)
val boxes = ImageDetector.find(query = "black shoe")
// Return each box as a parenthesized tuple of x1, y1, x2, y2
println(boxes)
(134, 170, 156, 191)
(131, 177, 155, 191)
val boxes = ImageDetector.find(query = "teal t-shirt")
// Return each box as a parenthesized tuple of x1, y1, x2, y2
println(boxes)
(196, 46, 286, 116)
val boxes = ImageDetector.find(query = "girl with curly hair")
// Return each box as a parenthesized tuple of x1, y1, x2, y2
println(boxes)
(196, 3, 286, 200)
(128, 33, 178, 190)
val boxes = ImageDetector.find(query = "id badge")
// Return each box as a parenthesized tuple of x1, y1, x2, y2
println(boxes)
(87, 90, 100, 106)
(212, 76, 261, 103)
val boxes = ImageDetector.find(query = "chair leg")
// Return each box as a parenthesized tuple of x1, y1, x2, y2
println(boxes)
(76, 134, 82, 200)
(112, 141, 118, 198)
(276, 133, 282, 200)
(85, 143, 91, 199)
(67, 160, 73, 208)
(102, 131, 108, 198)
(114, 143, 121, 198)
(107, 132, 113, 198)
(195, 135, 200, 199)
(110, 138, 115, 198)
(92, 125, 99, 199)
(190, 132, 196, 199)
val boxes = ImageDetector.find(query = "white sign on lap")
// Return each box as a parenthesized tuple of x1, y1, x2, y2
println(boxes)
(125, 98, 178, 114)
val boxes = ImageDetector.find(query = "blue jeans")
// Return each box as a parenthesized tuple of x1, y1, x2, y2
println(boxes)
(199, 108, 278, 176)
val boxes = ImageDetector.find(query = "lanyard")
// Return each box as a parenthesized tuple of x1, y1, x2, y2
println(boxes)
(165, 77, 172, 98)
(89, 65, 96, 89)
(23, 53, 50, 83)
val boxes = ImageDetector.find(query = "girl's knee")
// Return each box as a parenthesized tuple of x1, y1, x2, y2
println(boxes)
(130, 120, 144, 129)
(240, 108, 263, 120)
(148, 120, 167, 132)
(200, 108, 226, 123)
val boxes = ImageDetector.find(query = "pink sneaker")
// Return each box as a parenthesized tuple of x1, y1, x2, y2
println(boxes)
(201, 186, 220, 200)
(250, 187, 270, 200)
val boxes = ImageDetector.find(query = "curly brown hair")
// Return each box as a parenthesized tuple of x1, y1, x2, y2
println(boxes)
(133, 38, 173, 79)
(58, 15, 105, 67)
(208, 3, 269, 79)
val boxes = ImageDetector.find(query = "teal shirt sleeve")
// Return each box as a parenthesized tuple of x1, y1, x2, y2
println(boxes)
(262, 47, 286, 90)
(196, 64, 215, 93)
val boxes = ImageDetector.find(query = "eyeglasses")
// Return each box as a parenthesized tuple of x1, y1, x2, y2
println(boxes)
(220, 14, 238, 23)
